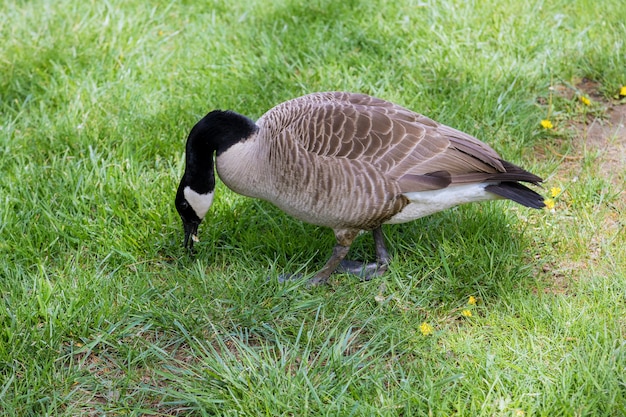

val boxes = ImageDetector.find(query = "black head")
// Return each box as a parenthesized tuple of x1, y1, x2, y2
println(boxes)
(175, 183, 203, 250)
(175, 110, 257, 250)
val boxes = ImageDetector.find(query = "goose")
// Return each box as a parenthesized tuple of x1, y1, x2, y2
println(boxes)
(175, 92, 544, 284)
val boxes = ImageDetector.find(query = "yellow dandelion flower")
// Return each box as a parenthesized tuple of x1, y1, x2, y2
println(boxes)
(620, 86, 626, 96)
(515, 411, 525, 417)
(419, 322, 434, 336)
(468, 296, 477, 305)
(550, 187, 562, 198)
(461, 309, 472, 318)
(544, 198, 556, 210)
(580, 96, 591, 106)
(540, 119, 553, 129)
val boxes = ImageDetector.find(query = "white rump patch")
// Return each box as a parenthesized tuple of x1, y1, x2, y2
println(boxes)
(184, 186, 214, 219)
(386, 183, 498, 224)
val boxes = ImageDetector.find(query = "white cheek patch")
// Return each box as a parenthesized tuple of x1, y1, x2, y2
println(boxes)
(183, 186, 214, 219)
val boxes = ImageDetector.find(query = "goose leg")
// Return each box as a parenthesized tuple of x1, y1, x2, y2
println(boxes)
(373, 226, 390, 267)
(307, 244, 351, 285)
(337, 226, 390, 281)
(284, 228, 389, 285)
(308, 229, 359, 286)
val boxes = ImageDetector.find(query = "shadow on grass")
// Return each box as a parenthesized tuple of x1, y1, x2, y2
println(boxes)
(170, 186, 538, 302)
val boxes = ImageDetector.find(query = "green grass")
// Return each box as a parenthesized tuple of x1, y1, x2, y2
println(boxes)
(1, 0, 625, 415)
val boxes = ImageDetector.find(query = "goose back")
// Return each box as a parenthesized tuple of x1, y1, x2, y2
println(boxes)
(215, 92, 541, 230)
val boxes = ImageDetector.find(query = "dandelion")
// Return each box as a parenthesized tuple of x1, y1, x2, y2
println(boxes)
(544, 198, 556, 210)
(580, 96, 591, 106)
(419, 322, 434, 336)
(550, 187, 562, 198)
(540, 119, 553, 129)
(461, 309, 472, 318)
(468, 295, 477, 305)
(620, 86, 626, 96)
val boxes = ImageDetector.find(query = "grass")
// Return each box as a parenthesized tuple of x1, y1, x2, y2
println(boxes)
(1, 0, 625, 415)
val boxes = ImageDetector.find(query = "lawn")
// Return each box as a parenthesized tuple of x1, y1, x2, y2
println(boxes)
(1, 0, 625, 415)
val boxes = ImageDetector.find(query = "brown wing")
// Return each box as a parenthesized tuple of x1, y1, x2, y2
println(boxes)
(263, 92, 540, 194)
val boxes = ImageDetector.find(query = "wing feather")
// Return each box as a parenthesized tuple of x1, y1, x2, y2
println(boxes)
(263, 92, 540, 194)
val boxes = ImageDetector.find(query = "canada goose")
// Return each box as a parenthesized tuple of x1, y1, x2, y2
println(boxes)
(175, 92, 544, 284)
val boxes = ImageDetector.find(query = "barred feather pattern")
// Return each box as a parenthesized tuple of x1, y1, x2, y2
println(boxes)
(225, 92, 543, 229)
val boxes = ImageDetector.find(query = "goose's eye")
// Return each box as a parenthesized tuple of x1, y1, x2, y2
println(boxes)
(180, 200, 190, 210)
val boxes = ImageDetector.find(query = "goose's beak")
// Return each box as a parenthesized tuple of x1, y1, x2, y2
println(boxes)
(182, 220, 200, 250)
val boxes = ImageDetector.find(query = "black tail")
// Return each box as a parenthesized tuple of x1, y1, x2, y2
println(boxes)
(486, 181, 545, 209)
(493, 160, 544, 184)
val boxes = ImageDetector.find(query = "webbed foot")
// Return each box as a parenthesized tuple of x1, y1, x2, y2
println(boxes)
(337, 260, 388, 281)
(275, 273, 304, 283)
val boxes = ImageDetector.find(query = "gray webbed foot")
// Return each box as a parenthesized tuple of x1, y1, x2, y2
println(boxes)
(275, 273, 304, 283)
(337, 260, 388, 281)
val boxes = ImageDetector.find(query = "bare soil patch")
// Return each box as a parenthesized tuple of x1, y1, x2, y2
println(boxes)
(552, 80, 626, 188)
(536, 80, 625, 294)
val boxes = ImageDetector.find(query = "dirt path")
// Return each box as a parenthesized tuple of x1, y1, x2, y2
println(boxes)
(550, 80, 626, 188)
(533, 81, 625, 293)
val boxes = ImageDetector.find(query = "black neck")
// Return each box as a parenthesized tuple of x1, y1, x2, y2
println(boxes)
(183, 149, 216, 195)
(187, 110, 257, 154)
(182, 110, 257, 194)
